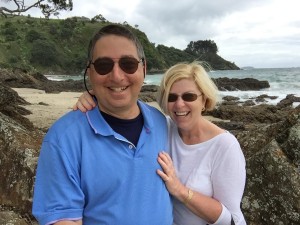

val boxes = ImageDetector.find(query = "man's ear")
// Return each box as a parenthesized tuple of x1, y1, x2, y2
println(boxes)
(84, 61, 93, 96)
(86, 61, 92, 76)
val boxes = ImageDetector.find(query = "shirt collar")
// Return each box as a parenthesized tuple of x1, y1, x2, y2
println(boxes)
(86, 100, 154, 135)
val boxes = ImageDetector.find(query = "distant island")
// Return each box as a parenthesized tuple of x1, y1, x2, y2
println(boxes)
(241, 66, 255, 70)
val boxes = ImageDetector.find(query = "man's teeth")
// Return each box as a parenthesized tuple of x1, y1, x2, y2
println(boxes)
(175, 112, 188, 116)
(110, 87, 127, 92)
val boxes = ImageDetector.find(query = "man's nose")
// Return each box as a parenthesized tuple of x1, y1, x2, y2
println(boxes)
(109, 62, 125, 81)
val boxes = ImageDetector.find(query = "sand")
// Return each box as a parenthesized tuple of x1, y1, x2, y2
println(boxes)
(13, 88, 82, 130)
(13, 88, 223, 130)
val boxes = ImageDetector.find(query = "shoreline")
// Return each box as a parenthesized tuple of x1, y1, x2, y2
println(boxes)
(13, 88, 225, 130)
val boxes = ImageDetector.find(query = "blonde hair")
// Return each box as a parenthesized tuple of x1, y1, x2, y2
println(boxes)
(157, 61, 219, 115)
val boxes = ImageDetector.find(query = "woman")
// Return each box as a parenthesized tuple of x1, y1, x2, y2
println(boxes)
(74, 62, 246, 225)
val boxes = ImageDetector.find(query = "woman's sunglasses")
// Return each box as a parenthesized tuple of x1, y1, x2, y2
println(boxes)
(168, 93, 202, 102)
(90, 57, 144, 75)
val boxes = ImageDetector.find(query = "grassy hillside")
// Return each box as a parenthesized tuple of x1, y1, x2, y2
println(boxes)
(0, 15, 238, 74)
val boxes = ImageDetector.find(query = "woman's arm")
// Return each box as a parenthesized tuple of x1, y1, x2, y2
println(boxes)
(73, 90, 96, 112)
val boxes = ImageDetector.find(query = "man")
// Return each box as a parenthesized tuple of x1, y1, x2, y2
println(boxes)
(32, 24, 172, 225)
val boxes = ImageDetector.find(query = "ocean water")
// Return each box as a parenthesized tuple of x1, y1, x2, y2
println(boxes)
(46, 67, 300, 106)
(144, 68, 300, 106)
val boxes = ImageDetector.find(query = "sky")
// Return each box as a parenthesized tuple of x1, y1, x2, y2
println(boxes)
(3, 0, 300, 68)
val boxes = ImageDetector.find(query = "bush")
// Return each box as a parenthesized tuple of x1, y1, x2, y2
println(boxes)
(1, 22, 18, 41)
(26, 30, 44, 42)
(30, 40, 58, 67)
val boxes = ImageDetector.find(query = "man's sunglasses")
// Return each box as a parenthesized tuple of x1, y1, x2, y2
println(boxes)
(168, 93, 202, 102)
(90, 57, 144, 75)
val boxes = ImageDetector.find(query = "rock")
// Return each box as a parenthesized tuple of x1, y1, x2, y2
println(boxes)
(209, 103, 295, 124)
(213, 77, 270, 91)
(0, 210, 37, 225)
(141, 84, 159, 92)
(0, 112, 43, 223)
(0, 68, 87, 93)
(277, 94, 300, 109)
(0, 84, 34, 130)
(236, 111, 300, 225)
(243, 100, 256, 106)
(222, 95, 240, 101)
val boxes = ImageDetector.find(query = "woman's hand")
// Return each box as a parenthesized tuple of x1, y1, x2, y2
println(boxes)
(73, 90, 96, 112)
(156, 151, 184, 196)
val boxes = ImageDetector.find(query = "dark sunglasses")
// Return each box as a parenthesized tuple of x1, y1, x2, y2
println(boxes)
(168, 93, 202, 102)
(90, 57, 144, 75)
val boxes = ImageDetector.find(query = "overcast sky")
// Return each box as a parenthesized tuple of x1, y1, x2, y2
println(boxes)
(4, 0, 300, 68)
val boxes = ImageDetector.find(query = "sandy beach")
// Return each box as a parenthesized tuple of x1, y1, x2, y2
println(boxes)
(13, 88, 83, 130)
(13, 88, 222, 130)
(13, 88, 162, 130)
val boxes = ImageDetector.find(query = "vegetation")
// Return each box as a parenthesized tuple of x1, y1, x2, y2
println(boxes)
(0, 0, 73, 18)
(0, 15, 239, 74)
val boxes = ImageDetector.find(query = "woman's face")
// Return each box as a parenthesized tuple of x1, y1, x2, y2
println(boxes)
(167, 78, 205, 130)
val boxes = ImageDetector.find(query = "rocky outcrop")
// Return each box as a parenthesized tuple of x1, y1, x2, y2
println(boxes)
(0, 68, 87, 93)
(205, 99, 300, 225)
(0, 83, 43, 223)
(213, 77, 270, 91)
(0, 84, 34, 130)
(238, 111, 300, 225)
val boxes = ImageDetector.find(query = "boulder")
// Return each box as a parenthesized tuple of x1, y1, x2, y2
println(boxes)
(236, 112, 300, 225)
(0, 112, 43, 223)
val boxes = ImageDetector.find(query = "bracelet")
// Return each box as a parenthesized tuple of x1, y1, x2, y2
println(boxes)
(183, 189, 194, 205)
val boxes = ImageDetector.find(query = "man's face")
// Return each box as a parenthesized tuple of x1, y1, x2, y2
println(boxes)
(88, 35, 145, 119)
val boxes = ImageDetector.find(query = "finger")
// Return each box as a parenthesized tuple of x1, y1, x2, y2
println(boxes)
(156, 169, 169, 182)
(157, 155, 167, 170)
(83, 91, 96, 107)
(76, 101, 87, 113)
(159, 152, 172, 166)
(162, 151, 172, 161)
(76, 93, 96, 112)
(72, 103, 78, 111)
(80, 92, 95, 108)
(157, 156, 173, 178)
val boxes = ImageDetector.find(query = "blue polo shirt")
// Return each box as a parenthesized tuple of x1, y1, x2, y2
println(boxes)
(32, 100, 173, 225)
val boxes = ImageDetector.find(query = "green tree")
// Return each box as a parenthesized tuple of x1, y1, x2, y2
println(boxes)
(0, 0, 73, 18)
(30, 39, 58, 66)
(59, 17, 77, 39)
(91, 14, 107, 23)
(185, 40, 218, 55)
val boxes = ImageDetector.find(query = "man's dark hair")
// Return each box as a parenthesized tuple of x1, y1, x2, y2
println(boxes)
(87, 24, 145, 61)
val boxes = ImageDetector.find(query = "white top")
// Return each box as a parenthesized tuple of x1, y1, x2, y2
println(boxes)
(167, 117, 247, 225)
